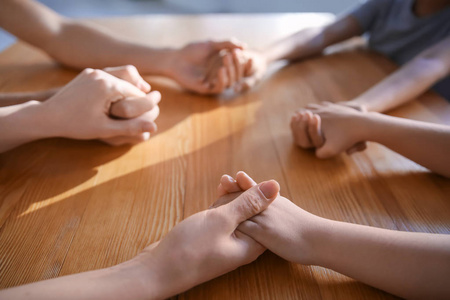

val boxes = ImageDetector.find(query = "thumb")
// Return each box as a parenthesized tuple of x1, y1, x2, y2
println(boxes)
(219, 180, 279, 224)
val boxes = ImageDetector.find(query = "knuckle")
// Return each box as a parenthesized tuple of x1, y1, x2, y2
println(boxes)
(90, 69, 103, 78)
(81, 68, 95, 76)
(123, 65, 137, 76)
(242, 192, 262, 215)
(93, 75, 111, 90)
(124, 64, 137, 72)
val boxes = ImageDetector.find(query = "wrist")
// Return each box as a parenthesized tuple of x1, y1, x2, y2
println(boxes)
(301, 215, 334, 266)
(307, 217, 334, 267)
(128, 245, 190, 300)
(363, 112, 391, 144)
(357, 112, 386, 142)
(117, 252, 166, 300)
(124, 45, 177, 77)
(150, 48, 179, 78)
(349, 96, 379, 112)
(14, 101, 56, 140)
(262, 48, 278, 65)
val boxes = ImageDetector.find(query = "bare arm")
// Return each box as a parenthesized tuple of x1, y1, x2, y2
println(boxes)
(0, 0, 173, 75)
(315, 219, 450, 300)
(0, 261, 160, 300)
(292, 104, 450, 177)
(264, 15, 363, 63)
(0, 101, 50, 152)
(348, 36, 450, 112)
(236, 15, 363, 91)
(365, 113, 450, 177)
(0, 0, 244, 94)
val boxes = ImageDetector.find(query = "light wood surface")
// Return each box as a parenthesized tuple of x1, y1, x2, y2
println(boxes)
(0, 14, 449, 299)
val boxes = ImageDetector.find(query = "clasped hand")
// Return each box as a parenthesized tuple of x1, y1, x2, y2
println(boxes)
(129, 171, 322, 299)
(42, 65, 161, 146)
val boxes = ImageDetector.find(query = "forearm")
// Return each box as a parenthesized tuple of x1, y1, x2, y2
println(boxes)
(263, 27, 327, 63)
(314, 219, 450, 299)
(264, 16, 361, 63)
(0, 0, 175, 76)
(0, 260, 159, 300)
(349, 56, 449, 113)
(363, 113, 450, 177)
(0, 88, 60, 107)
(43, 21, 175, 76)
(0, 101, 54, 153)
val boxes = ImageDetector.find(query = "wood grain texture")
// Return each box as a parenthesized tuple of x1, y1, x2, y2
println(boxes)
(0, 14, 449, 299)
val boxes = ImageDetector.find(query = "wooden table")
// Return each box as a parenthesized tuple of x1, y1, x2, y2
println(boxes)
(1, 14, 449, 299)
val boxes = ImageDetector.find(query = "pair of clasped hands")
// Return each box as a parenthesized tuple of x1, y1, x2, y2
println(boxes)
(37, 41, 263, 147)
(124, 171, 314, 299)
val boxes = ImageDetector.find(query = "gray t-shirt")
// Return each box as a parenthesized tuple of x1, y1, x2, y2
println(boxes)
(349, 0, 450, 99)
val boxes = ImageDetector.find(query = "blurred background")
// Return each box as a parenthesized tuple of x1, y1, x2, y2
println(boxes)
(0, 0, 360, 50)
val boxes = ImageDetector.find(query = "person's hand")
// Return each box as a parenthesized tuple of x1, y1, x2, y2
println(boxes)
(211, 172, 323, 266)
(291, 102, 370, 158)
(168, 40, 246, 95)
(203, 48, 251, 94)
(101, 65, 160, 146)
(133, 178, 280, 298)
(202, 48, 269, 94)
(206, 49, 269, 93)
(41, 68, 160, 145)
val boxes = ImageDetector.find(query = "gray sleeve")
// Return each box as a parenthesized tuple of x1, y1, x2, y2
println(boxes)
(347, 0, 390, 32)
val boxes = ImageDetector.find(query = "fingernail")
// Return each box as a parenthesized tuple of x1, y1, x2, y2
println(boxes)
(144, 122, 157, 133)
(150, 91, 162, 104)
(142, 132, 150, 141)
(258, 180, 278, 200)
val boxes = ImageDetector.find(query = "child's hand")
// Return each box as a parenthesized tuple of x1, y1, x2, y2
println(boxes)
(203, 48, 251, 94)
(136, 178, 280, 298)
(211, 172, 323, 265)
(203, 49, 268, 94)
(101, 65, 161, 146)
(42, 68, 160, 145)
(168, 40, 246, 95)
(291, 102, 369, 158)
(237, 49, 268, 92)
